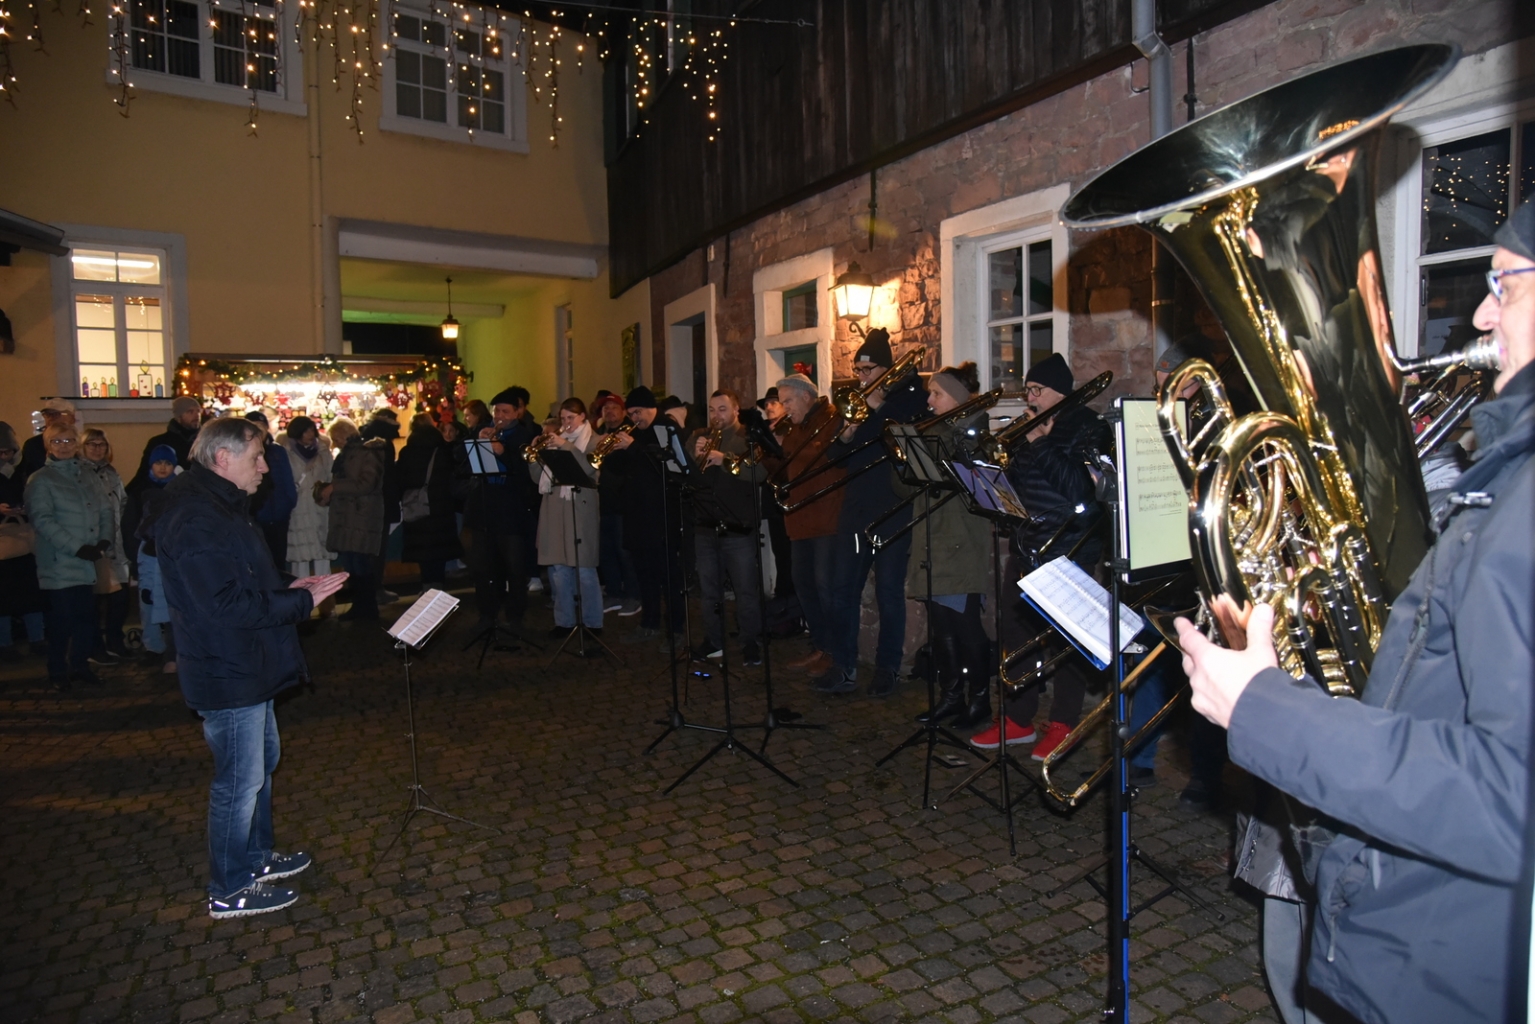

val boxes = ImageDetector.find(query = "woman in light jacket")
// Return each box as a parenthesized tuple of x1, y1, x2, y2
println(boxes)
(25, 421, 113, 689)
(80, 427, 133, 658)
(534, 398, 602, 635)
(281, 415, 334, 580)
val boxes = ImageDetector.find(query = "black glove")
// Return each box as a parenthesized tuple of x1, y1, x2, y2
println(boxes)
(75, 544, 100, 560)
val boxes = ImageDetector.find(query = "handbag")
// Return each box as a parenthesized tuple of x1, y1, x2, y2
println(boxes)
(94, 555, 122, 595)
(0, 513, 35, 560)
(400, 449, 437, 523)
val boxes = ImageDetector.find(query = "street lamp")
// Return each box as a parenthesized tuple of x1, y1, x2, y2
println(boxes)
(830, 262, 875, 337)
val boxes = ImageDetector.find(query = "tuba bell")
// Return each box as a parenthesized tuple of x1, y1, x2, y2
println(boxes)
(1063, 44, 1460, 698)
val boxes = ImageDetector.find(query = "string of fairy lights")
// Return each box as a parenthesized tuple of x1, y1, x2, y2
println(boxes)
(0, 0, 809, 143)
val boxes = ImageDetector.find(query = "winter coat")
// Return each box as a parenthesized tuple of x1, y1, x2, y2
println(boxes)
(250, 438, 298, 526)
(325, 436, 389, 555)
(131, 418, 198, 487)
(769, 398, 844, 541)
(825, 368, 929, 536)
(534, 426, 601, 567)
(0, 466, 46, 616)
(82, 459, 131, 585)
(359, 415, 403, 524)
(602, 420, 685, 549)
(1225, 361, 1535, 1024)
(463, 416, 540, 537)
(281, 437, 333, 563)
(23, 456, 113, 590)
(1004, 401, 1110, 567)
(398, 426, 462, 564)
(594, 419, 630, 513)
(687, 422, 767, 531)
(148, 463, 314, 711)
(904, 412, 993, 598)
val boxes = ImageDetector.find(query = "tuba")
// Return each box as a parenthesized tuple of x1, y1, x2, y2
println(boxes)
(1063, 44, 1459, 698)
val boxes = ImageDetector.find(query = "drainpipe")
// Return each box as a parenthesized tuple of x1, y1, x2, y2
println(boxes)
(1132, 0, 1175, 362)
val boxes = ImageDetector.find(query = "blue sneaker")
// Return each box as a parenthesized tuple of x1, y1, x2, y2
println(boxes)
(208, 882, 298, 919)
(257, 850, 312, 882)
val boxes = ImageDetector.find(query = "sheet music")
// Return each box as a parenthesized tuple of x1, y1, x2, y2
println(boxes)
(388, 588, 461, 649)
(464, 439, 502, 475)
(1116, 398, 1191, 572)
(1018, 556, 1143, 669)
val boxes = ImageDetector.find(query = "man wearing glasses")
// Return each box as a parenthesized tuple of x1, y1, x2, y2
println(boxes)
(1177, 201, 1535, 1022)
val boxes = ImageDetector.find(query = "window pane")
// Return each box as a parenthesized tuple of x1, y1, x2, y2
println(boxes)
(422, 20, 446, 47)
(457, 29, 481, 57)
(123, 297, 162, 330)
(396, 49, 420, 85)
(394, 13, 420, 41)
(127, 332, 165, 367)
(397, 82, 421, 118)
(482, 100, 504, 135)
(422, 86, 447, 123)
(80, 367, 119, 397)
(782, 282, 817, 331)
(75, 295, 116, 329)
(72, 250, 119, 282)
(166, 0, 201, 78)
(989, 323, 1020, 388)
(482, 68, 503, 102)
(458, 93, 476, 129)
(78, 329, 118, 366)
(116, 253, 161, 285)
(1420, 258, 1489, 357)
(1028, 320, 1053, 372)
(422, 54, 446, 90)
(1422, 128, 1510, 255)
(988, 248, 1021, 320)
(1027, 241, 1053, 316)
(1522, 120, 1535, 205)
(166, 0, 198, 39)
(781, 344, 817, 386)
(214, 12, 245, 87)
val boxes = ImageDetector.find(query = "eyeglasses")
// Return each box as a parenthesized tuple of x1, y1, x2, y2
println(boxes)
(47, 438, 77, 446)
(83, 441, 108, 449)
(1486, 266, 1535, 302)
(1023, 383, 1046, 398)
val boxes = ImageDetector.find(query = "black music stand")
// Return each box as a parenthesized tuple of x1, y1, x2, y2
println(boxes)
(458, 438, 537, 667)
(539, 448, 618, 664)
(935, 458, 1046, 856)
(376, 590, 502, 872)
(870, 428, 978, 808)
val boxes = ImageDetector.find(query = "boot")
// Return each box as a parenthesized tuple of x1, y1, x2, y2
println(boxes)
(915, 633, 963, 724)
(917, 675, 965, 724)
(950, 669, 992, 729)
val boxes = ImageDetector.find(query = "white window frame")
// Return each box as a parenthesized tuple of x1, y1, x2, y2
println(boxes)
(106, 0, 307, 117)
(49, 226, 190, 422)
(752, 249, 833, 395)
(663, 284, 717, 402)
(940, 184, 1070, 391)
(380, 0, 529, 153)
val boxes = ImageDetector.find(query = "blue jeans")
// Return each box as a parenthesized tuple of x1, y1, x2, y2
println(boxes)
(550, 564, 603, 628)
(790, 535, 838, 654)
(200, 701, 280, 898)
(0, 611, 45, 647)
(831, 527, 912, 674)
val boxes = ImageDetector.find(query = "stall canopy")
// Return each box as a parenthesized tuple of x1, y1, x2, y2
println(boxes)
(0, 207, 68, 265)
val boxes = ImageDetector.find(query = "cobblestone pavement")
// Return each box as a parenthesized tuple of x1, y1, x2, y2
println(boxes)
(0, 595, 1281, 1024)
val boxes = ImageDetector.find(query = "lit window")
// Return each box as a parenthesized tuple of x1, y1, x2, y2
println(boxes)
(986, 241, 1054, 389)
(68, 249, 170, 399)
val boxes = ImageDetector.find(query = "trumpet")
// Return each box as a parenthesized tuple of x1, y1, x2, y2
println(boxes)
(522, 433, 555, 463)
(588, 423, 633, 469)
(697, 426, 744, 475)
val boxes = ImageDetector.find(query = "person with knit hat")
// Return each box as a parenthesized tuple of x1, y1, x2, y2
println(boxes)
(131, 395, 202, 488)
(126, 443, 183, 668)
(591, 392, 639, 615)
(824, 329, 929, 696)
(605, 385, 687, 644)
(463, 385, 540, 636)
(966, 353, 1110, 754)
(1172, 199, 1535, 1024)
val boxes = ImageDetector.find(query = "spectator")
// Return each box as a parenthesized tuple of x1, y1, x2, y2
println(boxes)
(20, 398, 76, 477)
(321, 419, 389, 622)
(25, 420, 113, 690)
(244, 411, 298, 570)
(397, 412, 461, 591)
(129, 445, 181, 671)
(280, 416, 334, 581)
(79, 427, 133, 660)
(461, 399, 491, 436)
(148, 416, 347, 918)
(360, 408, 404, 578)
(132, 395, 201, 485)
(534, 398, 602, 637)
(0, 421, 47, 659)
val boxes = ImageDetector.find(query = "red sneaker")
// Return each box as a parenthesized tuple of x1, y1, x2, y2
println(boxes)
(1031, 720, 1073, 761)
(969, 717, 1037, 749)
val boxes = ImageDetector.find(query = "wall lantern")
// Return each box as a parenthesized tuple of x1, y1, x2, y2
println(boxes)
(830, 262, 876, 336)
(440, 277, 460, 341)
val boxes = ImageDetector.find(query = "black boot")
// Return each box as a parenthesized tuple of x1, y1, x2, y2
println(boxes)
(916, 633, 964, 724)
(950, 669, 992, 729)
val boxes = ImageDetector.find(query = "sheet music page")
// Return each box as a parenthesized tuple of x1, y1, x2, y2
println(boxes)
(388, 588, 461, 648)
(1018, 556, 1142, 667)
(1119, 399, 1191, 570)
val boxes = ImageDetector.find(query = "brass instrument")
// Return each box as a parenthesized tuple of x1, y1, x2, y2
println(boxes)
(1063, 43, 1458, 698)
(522, 433, 555, 463)
(972, 371, 1114, 469)
(1396, 335, 1500, 459)
(832, 345, 928, 425)
(588, 422, 633, 469)
(697, 425, 744, 475)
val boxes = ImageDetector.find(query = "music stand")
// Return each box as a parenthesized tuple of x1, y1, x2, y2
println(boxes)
(539, 448, 618, 664)
(459, 438, 536, 667)
(871, 428, 977, 808)
(376, 590, 502, 871)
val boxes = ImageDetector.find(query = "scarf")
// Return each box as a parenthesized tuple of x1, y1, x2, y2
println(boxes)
(537, 419, 595, 501)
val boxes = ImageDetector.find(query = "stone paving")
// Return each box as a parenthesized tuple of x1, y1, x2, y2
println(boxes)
(0, 592, 1281, 1024)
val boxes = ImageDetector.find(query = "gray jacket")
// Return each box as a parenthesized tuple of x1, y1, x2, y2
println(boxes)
(1225, 362, 1535, 1024)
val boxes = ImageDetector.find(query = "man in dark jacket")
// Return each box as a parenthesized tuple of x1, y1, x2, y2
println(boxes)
(244, 411, 298, 569)
(150, 417, 347, 919)
(1178, 203, 1535, 1024)
(824, 330, 929, 697)
(463, 387, 539, 635)
(687, 389, 767, 666)
(132, 395, 202, 485)
(986, 353, 1110, 753)
(605, 387, 686, 643)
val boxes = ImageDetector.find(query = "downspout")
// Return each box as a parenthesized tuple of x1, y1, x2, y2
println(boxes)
(1132, 0, 1175, 362)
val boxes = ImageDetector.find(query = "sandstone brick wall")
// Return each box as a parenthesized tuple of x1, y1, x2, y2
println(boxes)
(649, 0, 1526, 401)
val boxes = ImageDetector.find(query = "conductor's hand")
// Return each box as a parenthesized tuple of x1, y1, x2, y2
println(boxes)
(1176, 603, 1278, 729)
(291, 572, 350, 605)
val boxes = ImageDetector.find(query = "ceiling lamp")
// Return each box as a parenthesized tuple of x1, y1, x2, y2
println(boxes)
(440, 277, 460, 341)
